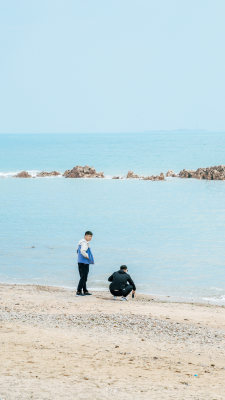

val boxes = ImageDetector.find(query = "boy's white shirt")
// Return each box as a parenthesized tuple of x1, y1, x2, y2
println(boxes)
(78, 238, 89, 259)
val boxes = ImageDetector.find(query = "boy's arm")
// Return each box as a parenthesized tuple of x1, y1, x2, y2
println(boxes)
(127, 275, 136, 291)
(108, 273, 114, 282)
(80, 242, 89, 259)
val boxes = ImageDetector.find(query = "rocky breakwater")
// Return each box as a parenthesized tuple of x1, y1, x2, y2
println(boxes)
(143, 173, 165, 181)
(14, 171, 32, 178)
(126, 171, 140, 179)
(126, 171, 165, 181)
(63, 165, 104, 178)
(13, 171, 61, 178)
(36, 171, 61, 177)
(166, 170, 177, 177)
(179, 165, 225, 180)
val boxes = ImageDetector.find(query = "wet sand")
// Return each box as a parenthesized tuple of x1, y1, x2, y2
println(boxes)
(0, 283, 225, 399)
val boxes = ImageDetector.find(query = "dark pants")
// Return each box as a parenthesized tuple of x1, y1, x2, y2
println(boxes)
(110, 284, 133, 298)
(77, 263, 89, 293)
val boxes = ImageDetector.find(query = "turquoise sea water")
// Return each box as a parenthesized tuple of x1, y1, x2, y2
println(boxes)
(0, 132, 225, 304)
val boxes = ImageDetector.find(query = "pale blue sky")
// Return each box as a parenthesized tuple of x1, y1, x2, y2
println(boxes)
(0, 0, 225, 133)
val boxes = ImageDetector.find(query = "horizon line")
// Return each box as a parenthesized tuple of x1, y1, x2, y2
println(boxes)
(1, 129, 225, 135)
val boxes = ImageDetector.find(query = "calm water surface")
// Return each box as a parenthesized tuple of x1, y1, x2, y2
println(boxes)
(0, 132, 225, 304)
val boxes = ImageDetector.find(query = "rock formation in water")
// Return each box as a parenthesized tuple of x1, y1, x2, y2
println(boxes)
(126, 171, 140, 179)
(63, 165, 104, 178)
(11, 165, 225, 181)
(14, 171, 32, 178)
(142, 173, 165, 181)
(36, 171, 61, 177)
(126, 171, 165, 180)
(166, 170, 177, 177)
(179, 165, 225, 180)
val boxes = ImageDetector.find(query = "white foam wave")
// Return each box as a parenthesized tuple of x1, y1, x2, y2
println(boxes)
(105, 175, 124, 180)
(0, 171, 20, 178)
(27, 170, 40, 178)
(209, 287, 224, 292)
(202, 295, 225, 306)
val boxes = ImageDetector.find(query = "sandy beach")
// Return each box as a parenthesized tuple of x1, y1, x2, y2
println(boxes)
(0, 284, 224, 400)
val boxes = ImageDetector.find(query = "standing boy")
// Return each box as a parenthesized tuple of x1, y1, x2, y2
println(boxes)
(76, 231, 94, 296)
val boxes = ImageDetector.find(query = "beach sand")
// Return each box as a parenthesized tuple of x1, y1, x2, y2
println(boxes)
(0, 284, 225, 400)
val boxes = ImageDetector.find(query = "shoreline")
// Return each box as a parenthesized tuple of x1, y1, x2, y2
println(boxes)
(0, 283, 225, 399)
(0, 281, 224, 307)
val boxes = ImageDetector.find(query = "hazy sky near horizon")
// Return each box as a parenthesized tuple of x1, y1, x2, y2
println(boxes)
(0, 0, 225, 133)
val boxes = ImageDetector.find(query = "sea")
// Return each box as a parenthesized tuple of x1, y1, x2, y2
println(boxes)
(0, 131, 225, 305)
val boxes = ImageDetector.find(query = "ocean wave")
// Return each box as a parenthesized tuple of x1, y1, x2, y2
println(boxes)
(0, 171, 21, 178)
(209, 287, 224, 292)
(202, 295, 225, 305)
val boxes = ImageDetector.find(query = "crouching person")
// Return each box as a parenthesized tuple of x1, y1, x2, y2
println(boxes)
(108, 265, 136, 301)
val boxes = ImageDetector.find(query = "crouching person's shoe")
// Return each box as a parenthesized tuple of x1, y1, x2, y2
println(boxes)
(120, 296, 128, 301)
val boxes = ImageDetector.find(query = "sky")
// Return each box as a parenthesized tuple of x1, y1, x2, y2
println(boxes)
(0, 0, 225, 133)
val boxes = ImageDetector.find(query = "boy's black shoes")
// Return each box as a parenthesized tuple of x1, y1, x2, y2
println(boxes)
(76, 291, 92, 296)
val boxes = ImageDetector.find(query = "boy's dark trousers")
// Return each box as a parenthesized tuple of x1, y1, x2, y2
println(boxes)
(77, 263, 89, 293)
(110, 284, 133, 298)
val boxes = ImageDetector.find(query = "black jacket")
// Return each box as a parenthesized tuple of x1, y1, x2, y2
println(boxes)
(108, 270, 136, 291)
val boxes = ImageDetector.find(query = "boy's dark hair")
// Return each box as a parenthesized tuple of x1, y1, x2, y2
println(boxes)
(85, 231, 93, 236)
(120, 265, 127, 271)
